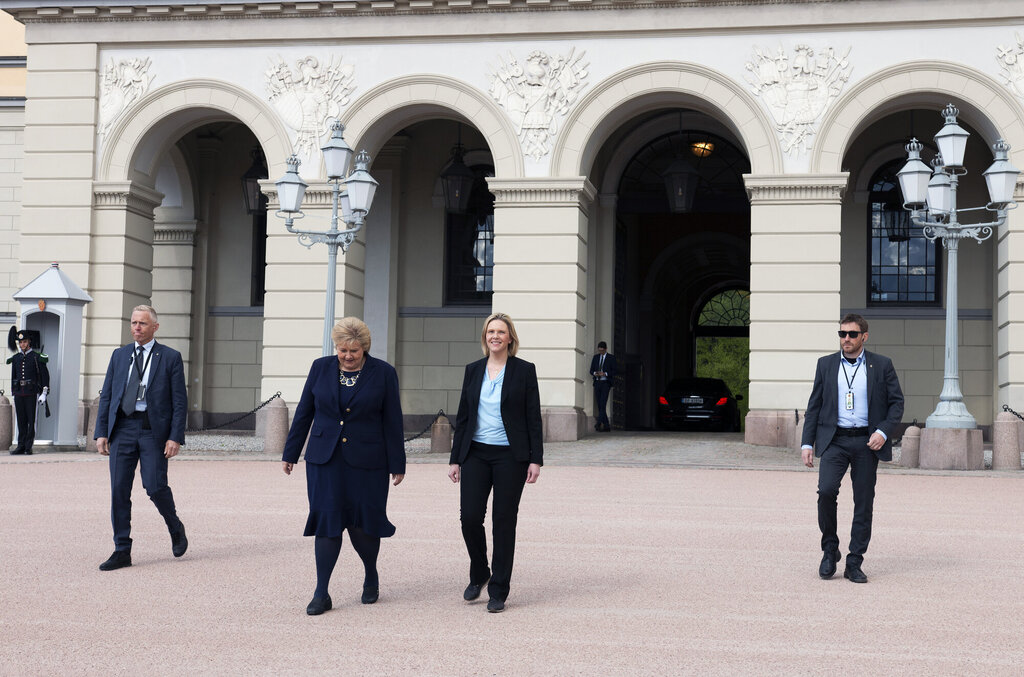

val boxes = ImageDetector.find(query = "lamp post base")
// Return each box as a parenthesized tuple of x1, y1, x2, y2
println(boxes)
(919, 427, 984, 470)
(925, 400, 977, 429)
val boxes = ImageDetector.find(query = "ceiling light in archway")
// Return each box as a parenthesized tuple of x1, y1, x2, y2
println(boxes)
(691, 141, 715, 158)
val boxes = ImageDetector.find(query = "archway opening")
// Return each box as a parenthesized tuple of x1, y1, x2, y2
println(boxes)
(607, 109, 751, 430)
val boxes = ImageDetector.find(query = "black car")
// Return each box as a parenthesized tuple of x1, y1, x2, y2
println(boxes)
(656, 377, 742, 431)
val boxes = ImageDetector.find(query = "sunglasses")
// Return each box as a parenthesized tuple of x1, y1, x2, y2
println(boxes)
(837, 330, 863, 339)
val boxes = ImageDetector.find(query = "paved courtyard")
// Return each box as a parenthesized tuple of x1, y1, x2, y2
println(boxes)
(3, 433, 1024, 675)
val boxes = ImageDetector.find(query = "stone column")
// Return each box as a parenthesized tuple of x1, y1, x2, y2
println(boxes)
(488, 177, 596, 442)
(88, 181, 164, 395)
(743, 174, 848, 447)
(996, 178, 1024, 429)
(18, 42, 100, 393)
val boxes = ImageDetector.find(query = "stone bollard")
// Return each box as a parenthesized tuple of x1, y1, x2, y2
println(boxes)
(992, 411, 1022, 470)
(258, 397, 289, 455)
(900, 425, 920, 468)
(430, 414, 453, 456)
(0, 394, 12, 452)
(85, 396, 100, 453)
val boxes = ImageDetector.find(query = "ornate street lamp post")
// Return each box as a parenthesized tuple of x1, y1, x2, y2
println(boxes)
(897, 104, 1019, 429)
(274, 120, 379, 355)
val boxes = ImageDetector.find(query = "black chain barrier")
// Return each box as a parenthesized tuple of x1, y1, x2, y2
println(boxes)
(1002, 404, 1024, 422)
(186, 391, 282, 433)
(405, 409, 447, 444)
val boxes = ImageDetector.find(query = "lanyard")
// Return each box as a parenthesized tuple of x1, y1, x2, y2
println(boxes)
(133, 346, 154, 381)
(841, 357, 861, 391)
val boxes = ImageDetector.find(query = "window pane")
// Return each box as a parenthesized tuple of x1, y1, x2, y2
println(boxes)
(866, 159, 939, 305)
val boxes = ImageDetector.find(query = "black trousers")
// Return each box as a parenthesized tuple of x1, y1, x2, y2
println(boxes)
(593, 381, 611, 429)
(817, 433, 879, 567)
(459, 441, 528, 602)
(108, 415, 182, 552)
(14, 394, 37, 452)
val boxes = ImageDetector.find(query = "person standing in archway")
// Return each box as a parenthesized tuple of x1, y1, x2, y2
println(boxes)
(589, 341, 616, 432)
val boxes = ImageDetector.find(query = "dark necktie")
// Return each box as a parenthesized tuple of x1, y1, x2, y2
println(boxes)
(120, 346, 144, 416)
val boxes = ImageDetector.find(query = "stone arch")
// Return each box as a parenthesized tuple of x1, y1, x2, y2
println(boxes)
(342, 74, 524, 178)
(98, 79, 294, 185)
(812, 61, 1024, 174)
(552, 61, 781, 178)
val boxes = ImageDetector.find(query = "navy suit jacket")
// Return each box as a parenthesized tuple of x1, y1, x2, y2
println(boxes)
(450, 355, 544, 466)
(589, 352, 616, 384)
(282, 354, 406, 474)
(94, 341, 187, 447)
(801, 350, 904, 462)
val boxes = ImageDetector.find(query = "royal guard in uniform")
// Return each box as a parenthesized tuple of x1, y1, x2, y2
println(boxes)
(8, 328, 50, 455)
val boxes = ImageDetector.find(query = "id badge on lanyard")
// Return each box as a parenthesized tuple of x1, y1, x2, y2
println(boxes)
(845, 391, 854, 410)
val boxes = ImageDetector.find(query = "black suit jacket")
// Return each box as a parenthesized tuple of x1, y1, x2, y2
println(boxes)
(282, 354, 405, 474)
(94, 341, 187, 447)
(589, 352, 616, 384)
(801, 350, 904, 462)
(450, 356, 544, 466)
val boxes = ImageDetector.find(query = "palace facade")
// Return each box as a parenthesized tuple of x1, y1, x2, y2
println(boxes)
(1, 0, 1023, 442)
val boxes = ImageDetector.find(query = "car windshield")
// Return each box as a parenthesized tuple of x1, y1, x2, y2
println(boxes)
(665, 378, 730, 394)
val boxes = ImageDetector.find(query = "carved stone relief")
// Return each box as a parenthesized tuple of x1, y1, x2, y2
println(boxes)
(997, 33, 1024, 101)
(266, 56, 355, 160)
(99, 57, 156, 138)
(744, 44, 852, 156)
(488, 48, 589, 161)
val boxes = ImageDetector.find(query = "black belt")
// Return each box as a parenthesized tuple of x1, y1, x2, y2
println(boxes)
(120, 410, 151, 429)
(835, 426, 870, 437)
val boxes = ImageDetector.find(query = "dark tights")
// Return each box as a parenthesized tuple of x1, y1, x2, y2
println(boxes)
(313, 527, 380, 597)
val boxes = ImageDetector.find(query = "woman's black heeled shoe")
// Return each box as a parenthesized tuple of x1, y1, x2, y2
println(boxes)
(306, 594, 332, 615)
(361, 585, 379, 604)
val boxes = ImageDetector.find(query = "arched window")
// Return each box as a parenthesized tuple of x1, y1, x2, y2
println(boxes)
(444, 165, 494, 305)
(868, 160, 940, 305)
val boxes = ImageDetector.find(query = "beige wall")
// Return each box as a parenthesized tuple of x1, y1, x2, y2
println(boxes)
(0, 105, 22, 320)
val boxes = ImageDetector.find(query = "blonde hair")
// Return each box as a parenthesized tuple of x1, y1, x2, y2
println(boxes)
(132, 304, 158, 323)
(480, 312, 519, 357)
(332, 317, 371, 352)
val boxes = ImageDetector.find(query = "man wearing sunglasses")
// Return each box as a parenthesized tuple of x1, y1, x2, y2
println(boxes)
(801, 313, 903, 584)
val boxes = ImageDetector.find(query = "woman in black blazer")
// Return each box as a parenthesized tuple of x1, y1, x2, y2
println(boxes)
(282, 317, 405, 615)
(448, 312, 543, 613)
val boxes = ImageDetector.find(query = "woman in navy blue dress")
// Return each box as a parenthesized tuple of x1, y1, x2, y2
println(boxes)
(282, 317, 405, 615)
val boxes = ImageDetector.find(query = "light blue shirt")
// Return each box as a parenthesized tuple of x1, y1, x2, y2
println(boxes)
(125, 339, 155, 412)
(473, 365, 509, 446)
(836, 351, 886, 440)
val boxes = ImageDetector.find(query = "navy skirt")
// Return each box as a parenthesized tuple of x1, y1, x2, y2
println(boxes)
(303, 445, 395, 538)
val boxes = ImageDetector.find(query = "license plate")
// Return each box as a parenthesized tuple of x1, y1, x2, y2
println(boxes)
(682, 397, 702, 404)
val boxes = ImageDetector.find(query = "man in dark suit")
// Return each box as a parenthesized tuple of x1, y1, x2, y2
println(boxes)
(8, 329, 49, 455)
(801, 313, 903, 584)
(589, 341, 616, 432)
(94, 305, 188, 571)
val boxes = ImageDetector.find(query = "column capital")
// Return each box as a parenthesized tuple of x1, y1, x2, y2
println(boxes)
(92, 181, 165, 218)
(743, 173, 849, 205)
(487, 177, 597, 210)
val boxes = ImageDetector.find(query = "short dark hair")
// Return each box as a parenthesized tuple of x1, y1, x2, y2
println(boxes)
(840, 313, 868, 332)
(597, 341, 607, 349)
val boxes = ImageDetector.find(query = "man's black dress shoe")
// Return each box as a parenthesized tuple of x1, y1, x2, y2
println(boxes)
(819, 549, 841, 579)
(171, 524, 188, 558)
(24, 449, 32, 455)
(463, 577, 489, 601)
(361, 585, 379, 604)
(306, 595, 332, 615)
(487, 598, 505, 613)
(9, 448, 23, 455)
(99, 550, 132, 571)
(844, 564, 868, 584)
